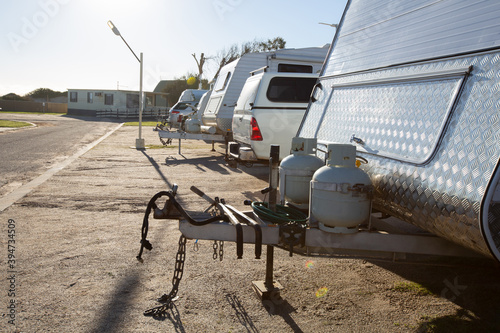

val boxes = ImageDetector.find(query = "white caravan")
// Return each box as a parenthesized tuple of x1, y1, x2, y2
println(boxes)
(298, 0, 500, 263)
(168, 89, 208, 128)
(200, 46, 329, 138)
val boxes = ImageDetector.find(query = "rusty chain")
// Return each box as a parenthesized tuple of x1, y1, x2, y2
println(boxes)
(144, 234, 186, 317)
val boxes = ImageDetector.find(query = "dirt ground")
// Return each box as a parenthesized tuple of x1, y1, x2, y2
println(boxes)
(2, 124, 500, 333)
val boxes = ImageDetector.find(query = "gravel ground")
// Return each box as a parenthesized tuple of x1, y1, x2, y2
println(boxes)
(1, 125, 500, 333)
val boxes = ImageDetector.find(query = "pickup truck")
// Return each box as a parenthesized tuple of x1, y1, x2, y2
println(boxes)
(229, 71, 318, 164)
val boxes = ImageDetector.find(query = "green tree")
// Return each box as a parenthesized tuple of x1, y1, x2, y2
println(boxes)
(162, 74, 209, 105)
(257, 37, 286, 52)
(24, 88, 66, 100)
(1, 93, 28, 101)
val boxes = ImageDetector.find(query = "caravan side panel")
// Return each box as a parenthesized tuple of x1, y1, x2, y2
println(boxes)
(299, 0, 500, 261)
(217, 53, 268, 132)
(203, 54, 267, 133)
(323, 0, 500, 76)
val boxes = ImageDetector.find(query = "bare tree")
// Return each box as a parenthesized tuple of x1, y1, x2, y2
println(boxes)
(191, 53, 207, 90)
(209, 37, 286, 82)
(210, 44, 239, 82)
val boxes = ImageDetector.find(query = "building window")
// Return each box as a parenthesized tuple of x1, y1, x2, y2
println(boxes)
(104, 94, 113, 105)
(70, 92, 78, 102)
(126, 93, 139, 108)
(87, 92, 93, 103)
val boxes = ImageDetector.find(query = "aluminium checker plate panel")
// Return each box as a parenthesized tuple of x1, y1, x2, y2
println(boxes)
(299, 50, 500, 260)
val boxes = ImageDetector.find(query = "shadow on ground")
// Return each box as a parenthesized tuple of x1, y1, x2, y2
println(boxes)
(374, 257, 500, 332)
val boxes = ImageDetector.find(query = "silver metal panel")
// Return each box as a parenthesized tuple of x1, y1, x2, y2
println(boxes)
(216, 117, 233, 133)
(299, 50, 500, 260)
(325, 0, 500, 76)
(315, 73, 465, 164)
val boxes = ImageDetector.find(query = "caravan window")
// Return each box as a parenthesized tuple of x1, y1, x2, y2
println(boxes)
(267, 77, 317, 103)
(87, 92, 93, 104)
(278, 64, 313, 73)
(215, 72, 231, 91)
(70, 92, 78, 103)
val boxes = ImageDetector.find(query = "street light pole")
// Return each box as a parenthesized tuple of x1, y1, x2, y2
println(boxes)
(107, 20, 145, 149)
(138, 52, 143, 148)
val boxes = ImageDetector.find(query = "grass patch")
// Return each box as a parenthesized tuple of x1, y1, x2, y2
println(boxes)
(355, 289, 374, 296)
(0, 120, 33, 128)
(392, 281, 433, 296)
(146, 144, 170, 149)
(123, 121, 158, 126)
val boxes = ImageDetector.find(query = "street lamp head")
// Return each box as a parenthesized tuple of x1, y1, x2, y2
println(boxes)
(319, 22, 339, 29)
(107, 20, 121, 36)
(107, 20, 140, 63)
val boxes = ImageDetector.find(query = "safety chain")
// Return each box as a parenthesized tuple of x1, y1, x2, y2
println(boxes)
(213, 240, 218, 260)
(144, 234, 187, 317)
(159, 136, 172, 146)
(219, 240, 224, 261)
(212, 240, 224, 261)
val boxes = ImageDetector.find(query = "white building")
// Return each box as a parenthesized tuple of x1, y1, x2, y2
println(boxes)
(67, 89, 168, 118)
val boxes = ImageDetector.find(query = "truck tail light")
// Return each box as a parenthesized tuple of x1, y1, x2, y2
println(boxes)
(250, 117, 263, 141)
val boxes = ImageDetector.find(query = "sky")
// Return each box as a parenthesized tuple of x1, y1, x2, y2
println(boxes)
(0, 0, 347, 97)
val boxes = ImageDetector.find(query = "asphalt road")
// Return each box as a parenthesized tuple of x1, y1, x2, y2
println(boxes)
(0, 113, 120, 197)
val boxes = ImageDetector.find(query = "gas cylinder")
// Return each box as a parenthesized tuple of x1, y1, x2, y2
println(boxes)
(310, 143, 372, 233)
(184, 117, 201, 133)
(279, 137, 324, 208)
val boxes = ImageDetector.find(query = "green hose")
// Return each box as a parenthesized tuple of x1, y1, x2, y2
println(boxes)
(251, 201, 307, 225)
